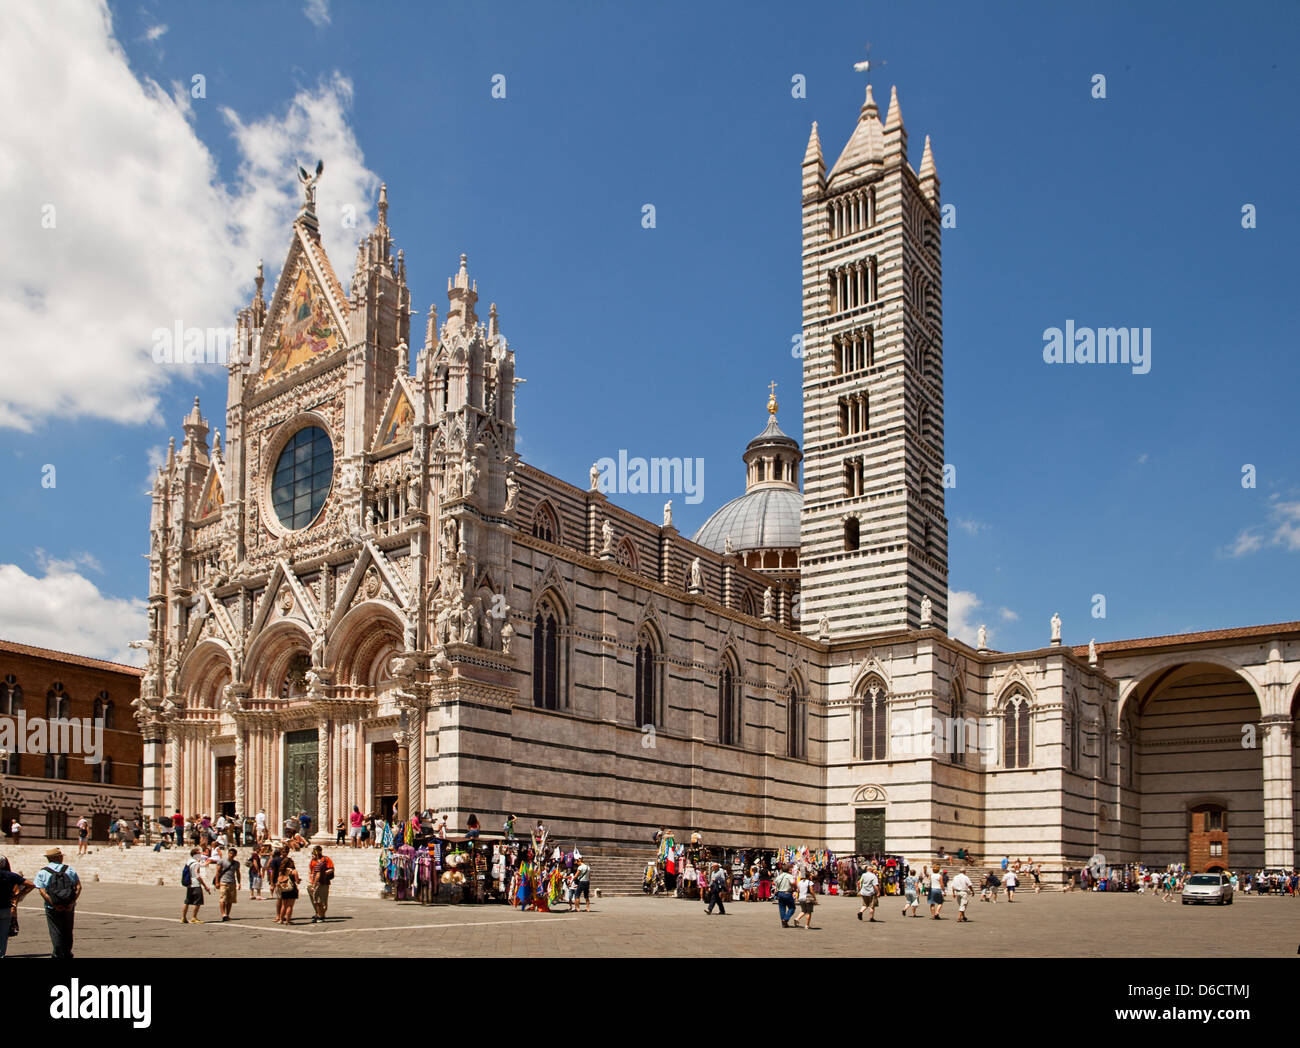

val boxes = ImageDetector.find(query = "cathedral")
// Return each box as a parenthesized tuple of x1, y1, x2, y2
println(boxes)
(137, 84, 1300, 872)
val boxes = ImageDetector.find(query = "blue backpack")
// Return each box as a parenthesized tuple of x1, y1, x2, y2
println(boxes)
(181, 862, 193, 887)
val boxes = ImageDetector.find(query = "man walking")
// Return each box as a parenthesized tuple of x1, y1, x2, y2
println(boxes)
(1005, 867, 1019, 902)
(704, 862, 727, 915)
(951, 868, 974, 921)
(573, 856, 591, 912)
(213, 847, 241, 921)
(181, 847, 211, 924)
(773, 863, 796, 927)
(307, 845, 335, 923)
(857, 864, 880, 922)
(255, 808, 267, 844)
(34, 847, 81, 958)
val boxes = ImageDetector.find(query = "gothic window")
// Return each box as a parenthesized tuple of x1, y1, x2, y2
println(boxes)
(718, 653, 741, 747)
(532, 596, 563, 711)
(787, 684, 806, 759)
(740, 590, 756, 618)
(270, 425, 334, 530)
(634, 629, 658, 728)
(951, 680, 966, 764)
(1098, 709, 1110, 783)
(530, 502, 560, 545)
(1002, 690, 1031, 769)
(844, 517, 860, 552)
(97, 757, 113, 785)
(0, 674, 19, 716)
(46, 687, 70, 720)
(281, 653, 311, 699)
(44, 754, 68, 779)
(615, 539, 638, 573)
(45, 809, 67, 839)
(858, 677, 888, 761)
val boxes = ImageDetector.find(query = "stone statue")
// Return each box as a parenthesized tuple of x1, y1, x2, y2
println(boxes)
(441, 517, 459, 557)
(304, 669, 324, 699)
(365, 504, 377, 529)
(504, 472, 519, 513)
(463, 598, 481, 647)
(663, 501, 672, 528)
(689, 557, 702, 590)
(817, 616, 830, 642)
(221, 683, 241, 713)
(977, 624, 987, 650)
(1088, 638, 1098, 665)
(445, 461, 463, 500)
(297, 159, 324, 209)
(590, 462, 601, 491)
(404, 610, 418, 651)
(724, 534, 734, 555)
(601, 518, 615, 555)
(763, 587, 774, 619)
(311, 623, 326, 667)
(406, 469, 421, 510)
(434, 600, 452, 647)
(1051, 612, 1062, 644)
(920, 594, 932, 626)
(500, 619, 515, 655)
(463, 455, 480, 498)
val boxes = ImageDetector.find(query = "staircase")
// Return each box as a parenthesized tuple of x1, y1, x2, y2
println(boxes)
(0, 842, 387, 899)
(577, 846, 659, 897)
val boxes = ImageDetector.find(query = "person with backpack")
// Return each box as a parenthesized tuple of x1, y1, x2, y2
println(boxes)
(0, 855, 36, 959)
(33, 847, 81, 958)
(181, 847, 211, 924)
(856, 864, 880, 922)
(307, 845, 335, 923)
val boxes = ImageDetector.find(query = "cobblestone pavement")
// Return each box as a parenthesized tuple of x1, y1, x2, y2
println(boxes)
(7, 886, 1295, 958)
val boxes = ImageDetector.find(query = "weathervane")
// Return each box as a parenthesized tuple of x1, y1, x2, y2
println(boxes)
(853, 43, 886, 82)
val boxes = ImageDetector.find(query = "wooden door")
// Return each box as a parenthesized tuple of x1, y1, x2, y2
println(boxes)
(855, 807, 886, 856)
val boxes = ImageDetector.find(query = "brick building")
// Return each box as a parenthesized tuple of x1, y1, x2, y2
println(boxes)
(0, 639, 144, 843)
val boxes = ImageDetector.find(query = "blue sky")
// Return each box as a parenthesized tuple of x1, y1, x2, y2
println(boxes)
(1, 0, 1297, 660)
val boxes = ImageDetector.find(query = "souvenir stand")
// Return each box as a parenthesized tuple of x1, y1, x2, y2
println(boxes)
(378, 818, 504, 904)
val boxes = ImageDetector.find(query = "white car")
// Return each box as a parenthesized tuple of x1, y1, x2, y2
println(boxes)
(1181, 872, 1233, 905)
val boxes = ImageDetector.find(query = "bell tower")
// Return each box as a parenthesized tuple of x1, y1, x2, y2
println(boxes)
(798, 84, 948, 638)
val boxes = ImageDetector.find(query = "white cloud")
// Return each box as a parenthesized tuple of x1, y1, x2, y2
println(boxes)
(947, 589, 982, 647)
(0, 0, 378, 432)
(998, 606, 1019, 622)
(1222, 498, 1300, 557)
(143, 23, 167, 42)
(0, 556, 147, 665)
(304, 0, 331, 28)
(954, 517, 988, 536)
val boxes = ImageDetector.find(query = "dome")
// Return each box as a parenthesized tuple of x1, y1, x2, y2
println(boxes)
(693, 486, 803, 553)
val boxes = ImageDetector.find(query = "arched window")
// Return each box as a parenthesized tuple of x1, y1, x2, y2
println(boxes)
(1067, 695, 1082, 772)
(1002, 690, 1031, 769)
(45, 754, 68, 779)
(1098, 708, 1110, 783)
(1, 674, 20, 716)
(718, 654, 741, 747)
(858, 677, 888, 761)
(530, 502, 560, 545)
(787, 684, 806, 759)
(46, 686, 69, 720)
(97, 757, 114, 785)
(532, 596, 563, 710)
(634, 630, 658, 728)
(951, 680, 966, 765)
(615, 539, 638, 573)
(844, 517, 860, 552)
(740, 590, 756, 618)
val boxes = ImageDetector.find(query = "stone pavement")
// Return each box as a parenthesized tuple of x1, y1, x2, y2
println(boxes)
(6, 884, 1296, 957)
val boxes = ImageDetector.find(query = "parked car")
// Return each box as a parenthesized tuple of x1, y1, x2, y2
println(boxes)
(1182, 872, 1233, 905)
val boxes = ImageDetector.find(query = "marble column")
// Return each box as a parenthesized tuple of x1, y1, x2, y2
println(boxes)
(234, 727, 245, 816)
(316, 714, 331, 839)
(1261, 715, 1294, 867)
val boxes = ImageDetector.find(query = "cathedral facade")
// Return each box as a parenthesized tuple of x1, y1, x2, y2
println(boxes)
(137, 86, 1300, 872)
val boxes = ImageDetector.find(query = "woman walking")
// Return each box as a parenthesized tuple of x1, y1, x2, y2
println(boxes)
(276, 855, 300, 923)
(902, 866, 920, 917)
(928, 865, 945, 919)
(795, 869, 816, 929)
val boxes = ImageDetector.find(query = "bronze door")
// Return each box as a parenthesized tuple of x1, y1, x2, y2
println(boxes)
(283, 729, 318, 831)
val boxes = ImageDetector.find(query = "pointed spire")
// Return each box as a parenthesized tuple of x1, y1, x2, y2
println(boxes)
(919, 134, 939, 204)
(254, 259, 265, 304)
(803, 121, 822, 166)
(424, 304, 439, 350)
(884, 85, 903, 131)
(489, 302, 499, 340)
(445, 254, 479, 335)
(377, 182, 389, 231)
(166, 436, 176, 469)
(862, 83, 878, 120)
(830, 84, 885, 182)
(184, 396, 204, 429)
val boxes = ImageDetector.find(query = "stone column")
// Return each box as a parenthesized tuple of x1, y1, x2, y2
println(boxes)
(1261, 715, 1294, 867)
(234, 726, 246, 816)
(316, 713, 331, 839)
(394, 728, 411, 822)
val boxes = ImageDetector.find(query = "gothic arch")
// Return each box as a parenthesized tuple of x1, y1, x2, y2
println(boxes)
(718, 648, 742, 747)
(856, 673, 889, 762)
(1116, 654, 1265, 722)
(531, 589, 568, 711)
(852, 784, 888, 804)
(850, 657, 892, 696)
(329, 601, 405, 689)
(615, 537, 639, 573)
(247, 619, 312, 698)
(529, 500, 562, 545)
(181, 639, 235, 710)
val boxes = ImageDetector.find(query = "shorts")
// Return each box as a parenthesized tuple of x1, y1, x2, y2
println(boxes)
(308, 882, 330, 910)
(220, 883, 237, 908)
(859, 890, 878, 905)
(799, 898, 815, 914)
(574, 881, 590, 900)
(929, 888, 944, 905)
(350, 826, 362, 839)
(904, 890, 918, 904)
(250, 875, 263, 891)
(956, 890, 970, 911)
(185, 886, 204, 906)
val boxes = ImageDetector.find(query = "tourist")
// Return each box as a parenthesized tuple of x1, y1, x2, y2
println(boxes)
(349, 806, 363, 848)
(298, 811, 311, 839)
(335, 817, 346, 845)
(704, 862, 728, 915)
(247, 848, 265, 900)
(9, 818, 20, 846)
(276, 855, 300, 923)
(928, 866, 945, 919)
(308, 845, 334, 923)
(857, 863, 880, 921)
(74, 815, 89, 856)
(773, 863, 796, 927)
(213, 847, 240, 922)
(172, 810, 184, 847)
(741, 866, 756, 901)
(33, 848, 80, 958)
(1000, 855, 1009, 874)
(0, 855, 36, 958)
(505, 813, 518, 841)
(951, 868, 974, 921)
(573, 856, 591, 912)
(267, 847, 284, 909)
(794, 868, 816, 929)
(902, 866, 920, 917)
(466, 814, 480, 839)
(1030, 860, 1041, 894)
(981, 870, 1000, 902)
(181, 847, 211, 924)
(1005, 867, 1019, 902)
(254, 808, 267, 844)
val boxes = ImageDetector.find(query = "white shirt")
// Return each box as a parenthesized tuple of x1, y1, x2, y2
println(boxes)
(859, 871, 879, 895)
(255, 812, 266, 826)
(930, 871, 944, 892)
(1005, 872, 1019, 888)
(951, 872, 973, 894)
(796, 877, 813, 901)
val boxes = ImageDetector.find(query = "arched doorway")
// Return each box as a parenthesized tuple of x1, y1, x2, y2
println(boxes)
(1126, 661, 1263, 869)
